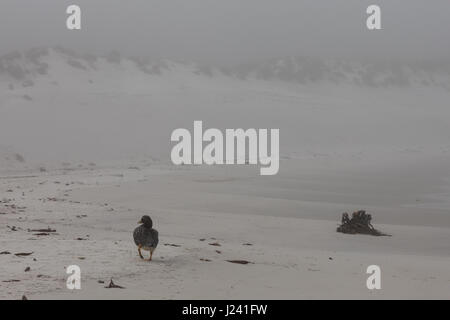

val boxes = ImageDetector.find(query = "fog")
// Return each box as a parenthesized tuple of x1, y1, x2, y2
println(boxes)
(2, 2, 450, 301)
(0, 0, 449, 64)
(1, 1, 450, 167)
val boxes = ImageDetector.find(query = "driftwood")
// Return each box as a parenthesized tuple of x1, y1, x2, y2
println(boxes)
(14, 252, 34, 257)
(208, 242, 221, 247)
(226, 260, 254, 265)
(337, 210, 389, 236)
(28, 228, 56, 233)
(104, 279, 125, 289)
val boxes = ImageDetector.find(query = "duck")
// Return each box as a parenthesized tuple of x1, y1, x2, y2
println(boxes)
(133, 215, 159, 261)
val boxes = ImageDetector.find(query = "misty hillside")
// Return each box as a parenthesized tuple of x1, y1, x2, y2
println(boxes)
(1, 47, 450, 172)
(230, 57, 450, 88)
(1, 47, 450, 90)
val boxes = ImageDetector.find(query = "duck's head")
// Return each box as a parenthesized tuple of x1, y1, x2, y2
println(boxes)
(138, 215, 153, 228)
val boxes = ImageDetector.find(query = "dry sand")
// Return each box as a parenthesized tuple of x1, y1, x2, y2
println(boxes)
(1, 157, 450, 300)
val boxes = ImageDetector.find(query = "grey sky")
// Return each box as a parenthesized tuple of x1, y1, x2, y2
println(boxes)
(0, 0, 449, 64)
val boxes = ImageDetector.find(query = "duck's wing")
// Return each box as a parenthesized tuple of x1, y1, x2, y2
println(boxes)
(133, 226, 144, 246)
(150, 229, 159, 248)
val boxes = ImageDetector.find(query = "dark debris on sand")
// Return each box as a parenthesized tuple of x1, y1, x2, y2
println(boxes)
(28, 228, 56, 233)
(164, 243, 181, 247)
(337, 210, 390, 236)
(209, 242, 221, 247)
(227, 260, 254, 265)
(15, 252, 34, 257)
(105, 279, 125, 289)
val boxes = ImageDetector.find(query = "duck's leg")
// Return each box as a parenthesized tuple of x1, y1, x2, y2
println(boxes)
(146, 248, 154, 261)
(138, 245, 144, 259)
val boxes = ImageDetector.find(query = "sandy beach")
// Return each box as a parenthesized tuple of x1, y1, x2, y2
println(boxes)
(1, 45, 450, 299)
(1, 156, 450, 300)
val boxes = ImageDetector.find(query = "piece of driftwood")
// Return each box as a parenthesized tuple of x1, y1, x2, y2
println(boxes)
(104, 279, 125, 289)
(209, 242, 221, 247)
(15, 252, 34, 257)
(337, 210, 390, 236)
(226, 260, 254, 265)
(28, 228, 56, 233)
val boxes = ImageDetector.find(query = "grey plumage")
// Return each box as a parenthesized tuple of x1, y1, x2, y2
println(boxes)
(133, 225, 159, 249)
(133, 215, 159, 250)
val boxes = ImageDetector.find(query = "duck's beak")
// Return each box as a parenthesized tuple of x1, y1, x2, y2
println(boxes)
(138, 219, 143, 224)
